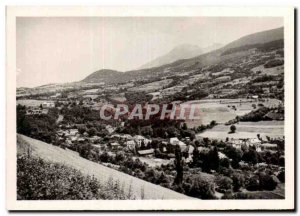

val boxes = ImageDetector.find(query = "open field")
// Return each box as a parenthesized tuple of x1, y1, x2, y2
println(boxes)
(128, 79, 172, 92)
(196, 121, 284, 140)
(17, 134, 193, 200)
(251, 65, 284, 76)
(183, 98, 282, 126)
(17, 99, 54, 107)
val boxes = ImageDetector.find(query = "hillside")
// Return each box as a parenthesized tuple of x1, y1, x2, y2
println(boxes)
(81, 69, 123, 83)
(17, 134, 193, 200)
(139, 44, 204, 69)
(79, 27, 283, 85)
(223, 27, 283, 50)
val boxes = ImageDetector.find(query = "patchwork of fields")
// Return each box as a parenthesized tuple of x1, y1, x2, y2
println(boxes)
(183, 98, 282, 126)
(197, 121, 284, 140)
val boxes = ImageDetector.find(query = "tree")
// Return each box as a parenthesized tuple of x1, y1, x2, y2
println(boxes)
(220, 158, 230, 168)
(232, 173, 245, 192)
(174, 145, 184, 185)
(242, 149, 259, 165)
(210, 120, 217, 127)
(259, 172, 278, 191)
(87, 127, 97, 137)
(216, 176, 233, 192)
(224, 146, 242, 169)
(277, 171, 285, 183)
(229, 125, 236, 133)
(78, 126, 86, 134)
(208, 147, 220, 171)
(192, 146, 201, 167)
(187, 176, 215, 199)
(182, 123, 188, 130)
(246, 175, 260, 191)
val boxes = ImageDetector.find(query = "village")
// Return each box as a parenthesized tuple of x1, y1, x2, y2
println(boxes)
(16, 36, 285, 199)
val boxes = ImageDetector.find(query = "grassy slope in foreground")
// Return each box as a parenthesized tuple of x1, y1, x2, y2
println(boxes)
(17, 134, 193, 200)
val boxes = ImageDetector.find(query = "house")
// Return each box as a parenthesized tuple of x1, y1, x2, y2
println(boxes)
(106, 125, 116, 134)
(26, 109, 48, 115)
(41, 101, 55, 108)
(218, 152, 228, 159)
(261, 143, 278, 152)
(133, 135, 151, 147)
(89, 136, 101, 143)
(183, 145, 195, 162)
(251, 95, 259, 101)
(247, 138, 261, 145)
(110, 142, 121, 150)
(231, 139, 244, 149)
(137, 149, 155, 157)
(198, 146, 210, 153)
(170, 137, 187, 151)
(125, 140, 136, 150)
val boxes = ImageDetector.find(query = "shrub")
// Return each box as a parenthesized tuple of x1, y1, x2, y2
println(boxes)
(186, 176, 216, 199)
(246, 175, 260, 191)
(259, 172, 278, 191)
(17, 155, 132, 200)
(277, 171, 285, 183)
(216, 176, 233, 192)
(231, 173, 245, 192)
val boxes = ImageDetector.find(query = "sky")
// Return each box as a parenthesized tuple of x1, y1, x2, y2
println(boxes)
(17, 17, 283, 87)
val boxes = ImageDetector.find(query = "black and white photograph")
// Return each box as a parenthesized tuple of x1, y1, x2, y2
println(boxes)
(6, 6, 295, 211)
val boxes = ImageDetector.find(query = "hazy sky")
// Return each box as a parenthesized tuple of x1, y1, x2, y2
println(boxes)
(17, 17, 283, 87)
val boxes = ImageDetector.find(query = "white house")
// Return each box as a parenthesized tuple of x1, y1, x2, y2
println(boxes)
(41, 101, 55, 108)
(133, 135, 151, 147)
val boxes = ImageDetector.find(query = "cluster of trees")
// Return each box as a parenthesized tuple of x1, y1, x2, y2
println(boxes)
(252, 75, 275, 83)
(264, 59, 284, 68)
(125, 92, 153, 104)
(17, 105, 58, 143)
(61, 105, 99, 124)
(221, 39, 284, 56)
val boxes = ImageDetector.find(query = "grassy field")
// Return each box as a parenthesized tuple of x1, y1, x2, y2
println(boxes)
(128, 79, 172, 93)
(17, 99, 53, 107)
(251, 65, 284, 76)
(17, 134, 193, 200)
(196, 121, 284, 140)
(183, 98, 282, 127)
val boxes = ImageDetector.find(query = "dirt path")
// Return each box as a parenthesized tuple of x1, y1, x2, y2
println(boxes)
(17, 134, 194, 200)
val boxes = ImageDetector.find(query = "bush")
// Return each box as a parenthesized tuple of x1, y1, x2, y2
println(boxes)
(277, 171, 285, 183)
(216, 176, 233, 192)
(186, 176, 216, 199)
(246, 175, 260, 191)
(231, 173, 245, 192)
(17, 155, 132, 200)
(259, 172, 278, 191)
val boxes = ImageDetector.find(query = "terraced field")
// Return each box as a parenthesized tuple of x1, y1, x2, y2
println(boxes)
(17, 134, 193, 200)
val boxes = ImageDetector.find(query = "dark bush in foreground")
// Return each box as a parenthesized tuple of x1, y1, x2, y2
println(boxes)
(17, 155, 132, 200)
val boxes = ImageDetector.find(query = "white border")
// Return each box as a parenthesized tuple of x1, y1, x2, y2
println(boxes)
(6, 6, 295, 211)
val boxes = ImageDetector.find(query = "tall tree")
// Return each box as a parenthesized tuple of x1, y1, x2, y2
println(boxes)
(174, 145, 184, 185)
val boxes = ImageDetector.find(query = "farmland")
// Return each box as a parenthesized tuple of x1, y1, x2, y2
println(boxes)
(17, 99, 53, 107)
(197, 121, 284, 140)
(183, 98, 282, 127)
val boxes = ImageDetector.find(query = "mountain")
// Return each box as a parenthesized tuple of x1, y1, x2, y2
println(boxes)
(81, 69, 122, 83)
(139, 44, 204, 69)
(201, 43, 223, 53)
(223, 27, 283, 50)
(81, 27, 283, 84)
